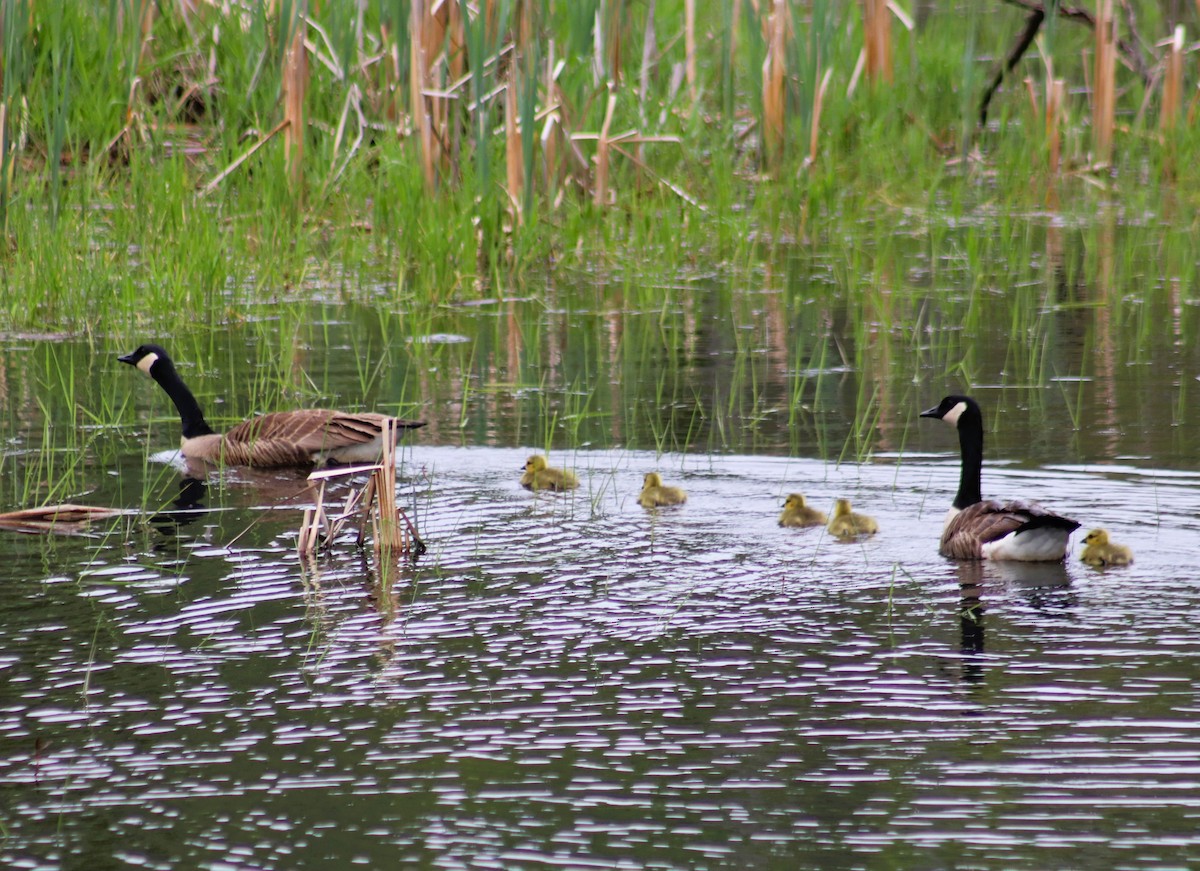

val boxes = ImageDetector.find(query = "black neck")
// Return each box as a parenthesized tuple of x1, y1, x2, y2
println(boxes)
(153, 358, 215, 439)
(954, 411, 984, 510)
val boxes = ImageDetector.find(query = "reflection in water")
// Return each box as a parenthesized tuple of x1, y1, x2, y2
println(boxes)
(952, 558, 1078, 688)
(956, 564, 986, 686)
(148, 476, 210, 537)
(979, 558, 1073, 590)
(1, 432, 1199, 867)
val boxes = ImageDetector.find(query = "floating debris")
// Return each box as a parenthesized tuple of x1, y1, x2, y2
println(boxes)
(298, 420, 424, 559)
(0, 504, 124, 535)
(408, 333, 471, 345)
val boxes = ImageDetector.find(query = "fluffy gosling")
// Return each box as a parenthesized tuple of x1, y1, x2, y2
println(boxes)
(778, 493, 827, 528)
(1080, 528, 1133, 567)
(638, 472, 687, 508)
(520, 455, 579, 492)
(827, 498, 878, 539)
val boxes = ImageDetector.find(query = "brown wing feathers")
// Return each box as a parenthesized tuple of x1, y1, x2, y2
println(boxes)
(941, 501, 1029, 559)
(940, 499, 1080, 560)
(222, 411, 421, 466)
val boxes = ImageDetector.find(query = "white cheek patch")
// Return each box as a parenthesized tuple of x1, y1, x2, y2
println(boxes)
(942, 401, 968, 427)
(136, 352, 159, 376)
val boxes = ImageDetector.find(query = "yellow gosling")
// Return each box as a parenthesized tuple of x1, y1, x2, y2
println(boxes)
(638, 472, 687, 508)
(778, 493, 827, 528)
(827, 498, 878, 539)
(1080, 528, 1133, 567)
(520, 455, 579, 492)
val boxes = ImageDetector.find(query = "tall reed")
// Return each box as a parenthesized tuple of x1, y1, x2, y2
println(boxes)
(1160, 25, 1184, 131)
(282, 0, 308, 192)
(1092, 0, 1116, 163)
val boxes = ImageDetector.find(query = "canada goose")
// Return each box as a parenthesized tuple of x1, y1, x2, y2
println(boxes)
(520, 455, 579, 491)
(827, 498, 878, 538)
(118, 343, 424, 468)
(778, 493, 827, 528)
(638, 472, 687, 507)
(920, 395, 1080, 561)
(1080, 528, 1133, 567)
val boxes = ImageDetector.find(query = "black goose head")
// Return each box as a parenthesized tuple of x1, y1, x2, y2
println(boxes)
(117, 343, 173, 378)
(920, 395, 980, 429)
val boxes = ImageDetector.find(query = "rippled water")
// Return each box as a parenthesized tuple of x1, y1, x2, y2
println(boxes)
(3, 440, 1199, 869)
(5, 215, 1200, 866)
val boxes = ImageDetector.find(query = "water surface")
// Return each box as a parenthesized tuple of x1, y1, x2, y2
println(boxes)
(2, 439, 1197, 869)
(2, 222, 1200, 868)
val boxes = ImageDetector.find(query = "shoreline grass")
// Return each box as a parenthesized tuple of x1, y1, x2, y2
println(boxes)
(0, 3, 1194, 332)
(0, 4, 1198, 483)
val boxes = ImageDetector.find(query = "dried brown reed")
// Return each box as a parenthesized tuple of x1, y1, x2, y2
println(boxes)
(0, 504, 123, 535)
(862, 0, 892, 85)
(594, 85, 617, 206)
(1092, 0, 1116, 163)
(809, 68, 834, 167)
(298, 423, 423, 558)
(685, 0, 698, 107)
(761, 0, 787, 169)
(282, 4, 308, 190)
(1047, 77, 1065, 175)
(1160, 25, 1184, 131)
(505, 66, 524, 219)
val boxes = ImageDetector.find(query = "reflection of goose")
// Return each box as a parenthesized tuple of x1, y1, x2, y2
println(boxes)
(638, 472, 687, 507)
(519, 455, 579, 491)
(920, 395, 1079, 561)
(149, 476, 210, 535)
(778, 493, 827, 528)
(1080, 528, 1133, 567)
(826, 498, 877, 538)
(119, 344, 424, 468)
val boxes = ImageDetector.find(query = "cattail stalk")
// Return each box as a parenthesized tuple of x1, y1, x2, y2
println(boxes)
(1047, 77, 1065, 175)
(505, 67, 524, 220)
(761, 0, 786, 168)
(1092, 0, 1116, 162)
(1161, 25, 1184, 130)
(862, 0, 892, 84)
(542, 41, 560, 193)
(595, 86, 616, 206)
(282, 1, 308, 190)
(410, 0, 437, 188)
(375, 419, 404, 553)
(685, 0, 697, 107)
(810, 67, 833, 166)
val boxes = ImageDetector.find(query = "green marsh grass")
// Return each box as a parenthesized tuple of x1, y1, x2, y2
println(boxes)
(1, 3, 1199, 494)
(0, 2, 1194, 335)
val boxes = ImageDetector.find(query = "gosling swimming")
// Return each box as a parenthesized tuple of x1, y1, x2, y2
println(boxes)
(778, 493, 827, 528)
(638, 472, 687, 508)
(827, 498, 878, 539)
(520, 455, 579, 492)
(1080, 528, 1133, 567)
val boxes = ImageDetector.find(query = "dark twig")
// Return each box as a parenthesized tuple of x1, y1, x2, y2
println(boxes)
(993, 0, 1152, 87)
(1116, 0, 1152, 86)
(997, 0, 1087, 24)
(980, 9, 1045, 127)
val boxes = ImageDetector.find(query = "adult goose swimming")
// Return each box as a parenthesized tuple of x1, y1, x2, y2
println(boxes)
(920, 395, 1079, 561)
(118, 343, 425, 468)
